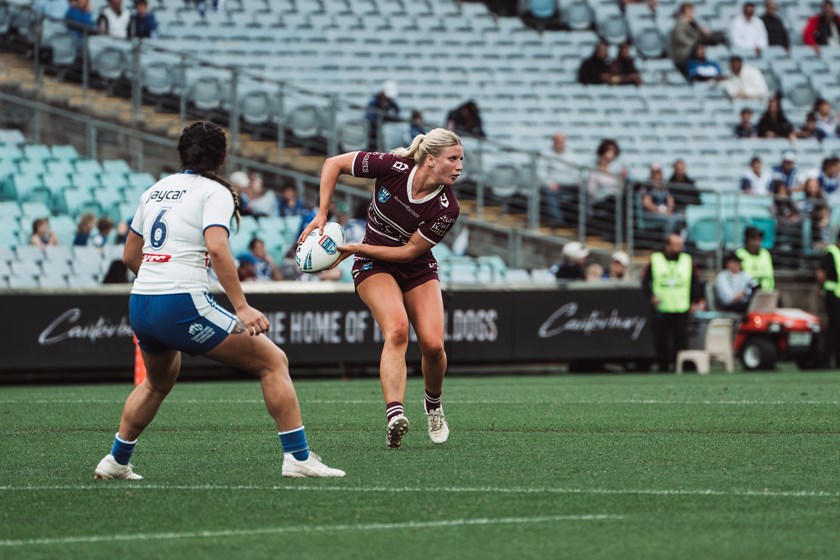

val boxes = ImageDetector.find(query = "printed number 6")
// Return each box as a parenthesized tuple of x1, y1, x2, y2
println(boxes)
(150, 208, 169, 249)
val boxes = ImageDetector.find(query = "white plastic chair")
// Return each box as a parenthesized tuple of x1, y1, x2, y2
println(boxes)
(676, 318, 735, 374)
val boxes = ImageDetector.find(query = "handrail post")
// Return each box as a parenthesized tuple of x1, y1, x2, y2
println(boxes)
(527, 152, 539, 230)
(178, 55, 187, 127)
(130, 38, 142, 124)
(578, 168, 588, 243)
(327, 93, 339, 156)
(229, 66, 240, 153)
(276, 83, 285, 164)
(626, 177, 634, 258)
(81, 29, 90, 106)
(475, 139, 485, 221)
(615, 176, 625, 250)
(33, 12, 44, 92)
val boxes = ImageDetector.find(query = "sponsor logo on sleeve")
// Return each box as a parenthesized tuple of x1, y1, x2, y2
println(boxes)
(362, 153, 371, 174)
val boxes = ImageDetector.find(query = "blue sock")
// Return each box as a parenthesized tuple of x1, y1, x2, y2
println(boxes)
(278, 426, 310, 461)
(110, 433, 137, 465)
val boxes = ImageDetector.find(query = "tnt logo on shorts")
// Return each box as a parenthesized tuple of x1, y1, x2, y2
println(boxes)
(188, 323, 216, 343)
(377, 188, 391, 203)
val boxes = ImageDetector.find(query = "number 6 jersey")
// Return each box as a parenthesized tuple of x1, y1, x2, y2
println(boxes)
(129, 173, 234, 295)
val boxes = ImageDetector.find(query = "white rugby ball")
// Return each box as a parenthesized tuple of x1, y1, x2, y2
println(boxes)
(295, 222, 346, 273)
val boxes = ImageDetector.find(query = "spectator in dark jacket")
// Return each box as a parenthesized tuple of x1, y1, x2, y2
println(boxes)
(803, 1, 840, 51)
(735, 108, 758, 138)
(668, 159, 701, 210)
(761, 0, 790, 50)
(757, 95, 795, 140)
(578, 42, 612, 85)
(129, 0, 159, 39)
(609, 43, 643, 86)
(446, 100, 486, 139)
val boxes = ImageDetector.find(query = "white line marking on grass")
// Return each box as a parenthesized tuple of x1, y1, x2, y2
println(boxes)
(0, 514, 620, 547)
(1, 484, 839, 499)
(2, 399, 840, 406)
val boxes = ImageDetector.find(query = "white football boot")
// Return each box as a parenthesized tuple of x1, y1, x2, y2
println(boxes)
(94, 454, 143, 480)
(426, 407, 449, 444)
(282, 452, 346, 478)
(386, 414, 410, 449)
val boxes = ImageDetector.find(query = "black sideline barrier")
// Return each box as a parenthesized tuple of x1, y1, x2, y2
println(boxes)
(0, 285, 656, 376)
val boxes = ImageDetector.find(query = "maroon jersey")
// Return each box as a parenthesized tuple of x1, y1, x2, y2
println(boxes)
(351, 151, 460, 265)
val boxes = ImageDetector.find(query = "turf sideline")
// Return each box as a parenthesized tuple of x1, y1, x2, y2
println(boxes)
(0, 514, 622, 547)
(1, 484, 838, 498)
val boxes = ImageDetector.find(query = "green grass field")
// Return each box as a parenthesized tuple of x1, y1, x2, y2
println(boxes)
(1, 370, 840, 560)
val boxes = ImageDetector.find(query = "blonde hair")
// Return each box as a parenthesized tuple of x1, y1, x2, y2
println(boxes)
(392, 127, 462, 165)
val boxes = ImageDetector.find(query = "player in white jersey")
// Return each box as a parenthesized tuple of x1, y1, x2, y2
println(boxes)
(94, 122, 344, 480)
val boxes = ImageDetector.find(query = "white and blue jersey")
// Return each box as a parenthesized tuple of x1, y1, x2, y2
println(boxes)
(128, 173, 238, 355)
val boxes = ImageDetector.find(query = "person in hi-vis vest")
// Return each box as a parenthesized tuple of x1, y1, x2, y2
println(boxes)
(736, 226, 775, 293)
(816, 240, 840, 367)
(642, 233, 706, 372)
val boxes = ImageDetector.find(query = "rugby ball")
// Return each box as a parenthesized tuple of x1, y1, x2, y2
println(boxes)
(295, 222, 346, 273)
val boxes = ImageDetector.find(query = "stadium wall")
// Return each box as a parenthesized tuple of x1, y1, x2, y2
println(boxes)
(0, 283, 656, 380)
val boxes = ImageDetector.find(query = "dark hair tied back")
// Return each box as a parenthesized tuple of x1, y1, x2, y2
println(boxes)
(177, 121, 240, 230)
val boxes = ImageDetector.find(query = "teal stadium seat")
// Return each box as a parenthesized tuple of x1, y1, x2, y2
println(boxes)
(50, 145, 79, 161)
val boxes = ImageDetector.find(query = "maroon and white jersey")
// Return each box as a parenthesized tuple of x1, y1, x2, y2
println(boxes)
(351, 151, 460, 265)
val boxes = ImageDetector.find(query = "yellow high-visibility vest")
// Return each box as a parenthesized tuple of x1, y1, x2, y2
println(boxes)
(650, 252, 692, 313)
(736, 247, 774, 292)
(823, 245, 840, 297)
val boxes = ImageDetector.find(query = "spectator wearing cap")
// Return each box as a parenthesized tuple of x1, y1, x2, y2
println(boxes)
(642, 232, 705, 372)
(739, 156, 773, 195)
(735, 108, 758, 138)
(804, 1, 840, 52)
(640, 163, 682, 236)
(609, 250, 633, 281)
(715, 252, 757, 313)
(729, 2, 768, 55)
(364, 80, 400, 150)
(758, 96, 795, 140)
(736, 226, 775, 292)
(551, 241, 589, 280)
(771, 151, 802, 191)
(761, 0, 789, 51)
(720, 56, 770, 101)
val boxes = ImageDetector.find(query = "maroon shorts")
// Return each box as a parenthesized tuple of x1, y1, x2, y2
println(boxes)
(352, 259, 439, 293)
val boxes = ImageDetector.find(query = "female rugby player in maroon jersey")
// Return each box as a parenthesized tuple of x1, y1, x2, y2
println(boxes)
(299, 128, 463, 449)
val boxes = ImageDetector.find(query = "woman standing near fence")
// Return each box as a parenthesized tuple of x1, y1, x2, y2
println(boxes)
(94, 121, 344, 480)
(298, 128, 463, 450)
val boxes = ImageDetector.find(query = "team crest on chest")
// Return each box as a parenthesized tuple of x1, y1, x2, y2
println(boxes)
(377, 188, 391, 203)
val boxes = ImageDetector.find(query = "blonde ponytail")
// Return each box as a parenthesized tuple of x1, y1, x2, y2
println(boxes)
(391, 128, 461, 165)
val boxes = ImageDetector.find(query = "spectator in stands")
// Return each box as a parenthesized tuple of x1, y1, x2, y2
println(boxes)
(64, 0, 96, 40)
(770, 181, 802, 248)
(728, 2, 768, 56)
(720, 56, 770, 101)
(803, 1, 840, 52)
(796, 112, 824, 141)
(238, 238, 281, 281)
(577, 42, 612, 85)
(551, 241, 589, 281)
(609, 43, 643, 86)
(278, 184, 307, 218)
(34, 0, 68, 21)
(771, 151, 802, 191)
(584, 263, 604, 282)
(102, 259, 129, 283)
(539, 133, 582, 228)
(668, 159, 701, 210)
(757, 95, 795, 139)
(640, 163, 682, 236)
(643, 232, 705, 372)
(715, 252, 756, 313)
(819, 157, 840, 197)
(609, 250, 633, 281)
(446, 100, 486, 139)
(73, 212, 97, 246)
(669, 2, 725, 73)
(242, 172, 278, 217)
(587, 138, 625, 204)
(228, 170, 251, 215)
(686, 43, 724, 84)
(90, 216, 115, 249)
(129, 0, 159, 39)
(801, 174, 831, 247)
(813, 98, 840, 139)
(98, 0, 130, 38)
(30, 217, 58, 249)
(761, 0, 790, 52)
(735, 108, 759, 138)
(405, 110, 428, 145)
(740, 156, 773, 195)
(364, 80, 400, 150)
